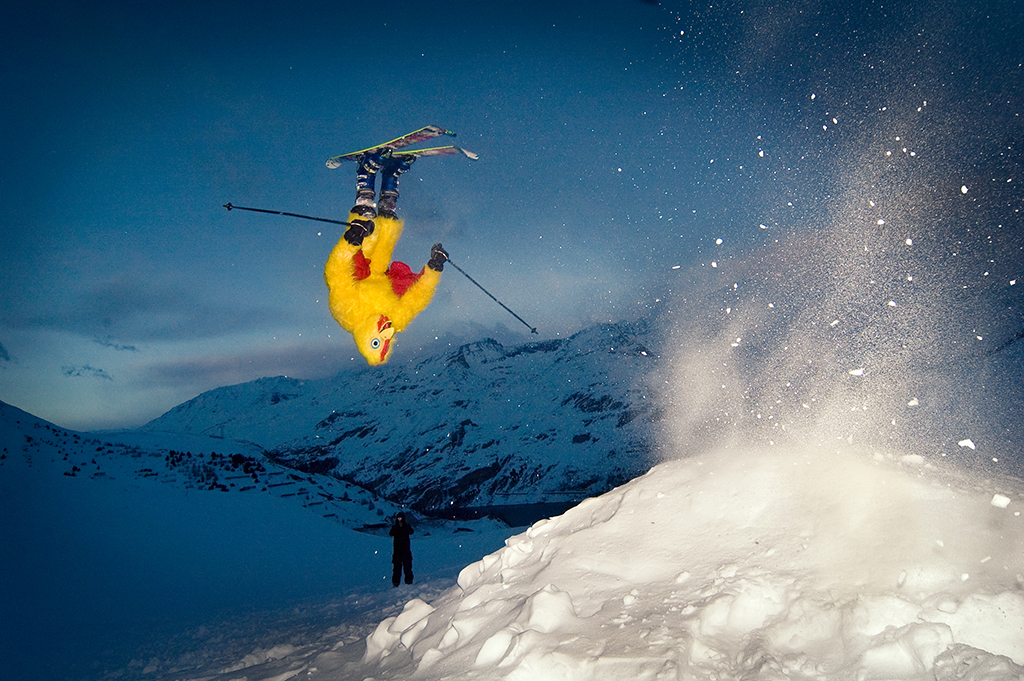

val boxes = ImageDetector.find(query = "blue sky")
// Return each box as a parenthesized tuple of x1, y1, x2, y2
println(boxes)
(2, 0, 1022, 430)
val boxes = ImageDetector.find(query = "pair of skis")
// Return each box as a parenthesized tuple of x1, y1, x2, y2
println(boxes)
(325, 124, 478, 169)
(228, 124, 475, 215)
(227, 124, 476, 228)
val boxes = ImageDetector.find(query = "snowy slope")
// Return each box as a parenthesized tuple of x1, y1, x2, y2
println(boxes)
(142, 320, 666, 512)
(0, 400, 512, 681)
(354, 446, 1024, 680)
(51, 443, 1022, 681)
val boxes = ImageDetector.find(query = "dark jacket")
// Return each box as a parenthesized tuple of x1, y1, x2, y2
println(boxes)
(390, 519, 413, 559)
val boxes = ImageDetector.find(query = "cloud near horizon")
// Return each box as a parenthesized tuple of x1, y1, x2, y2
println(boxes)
(62, 365, 114, 381)
(6, 276, 301, 345)
(133, 340, 360, 392)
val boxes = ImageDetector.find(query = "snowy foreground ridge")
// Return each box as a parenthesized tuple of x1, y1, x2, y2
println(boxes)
(355, 448, 1024, 681)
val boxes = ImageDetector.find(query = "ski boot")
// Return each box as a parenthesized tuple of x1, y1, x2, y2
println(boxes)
(346, 150, 392, 246)
(377, 154, 416, 218)
(354, 149, 391, 214)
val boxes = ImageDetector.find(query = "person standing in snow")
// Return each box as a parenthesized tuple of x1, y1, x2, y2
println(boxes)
(390, 512, 414, 587)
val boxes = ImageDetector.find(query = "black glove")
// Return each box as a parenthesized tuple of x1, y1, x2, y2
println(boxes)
(428, 243, 448, 272)
(344, 219, 374, 247)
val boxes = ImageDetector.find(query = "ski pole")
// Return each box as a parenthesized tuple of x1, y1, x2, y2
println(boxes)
(223, 202, 538, 334)
(446, 260, 538, 334)
(223, 203, 353, 227)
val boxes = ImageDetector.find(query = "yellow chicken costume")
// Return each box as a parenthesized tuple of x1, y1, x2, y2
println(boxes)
(323, 152, 447, 365)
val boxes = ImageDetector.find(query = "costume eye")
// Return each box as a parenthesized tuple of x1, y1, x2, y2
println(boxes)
(370, 338, 381, 349)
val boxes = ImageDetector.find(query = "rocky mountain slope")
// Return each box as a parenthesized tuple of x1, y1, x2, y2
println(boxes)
(141, 320, 668, 513)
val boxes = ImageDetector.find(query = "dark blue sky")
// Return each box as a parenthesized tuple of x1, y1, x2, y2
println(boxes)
(1, 0, 1022, 429)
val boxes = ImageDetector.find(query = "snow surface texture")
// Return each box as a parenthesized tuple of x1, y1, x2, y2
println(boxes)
(360, 447, 1024, 680)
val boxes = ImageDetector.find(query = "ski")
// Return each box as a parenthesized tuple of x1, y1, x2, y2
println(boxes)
(326, 125, 467, 168)
(392, 145, 479, 161)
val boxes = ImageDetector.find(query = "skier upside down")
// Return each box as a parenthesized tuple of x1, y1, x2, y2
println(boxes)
(323, 152, 448, 365)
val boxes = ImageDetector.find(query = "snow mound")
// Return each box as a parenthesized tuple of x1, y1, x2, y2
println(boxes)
(361, 447, 1024, 680)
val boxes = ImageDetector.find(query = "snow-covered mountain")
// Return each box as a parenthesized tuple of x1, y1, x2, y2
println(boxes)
(0, 398, 417, 533)
(141, 320, 667, 514)
(6, 313, 1024, 680)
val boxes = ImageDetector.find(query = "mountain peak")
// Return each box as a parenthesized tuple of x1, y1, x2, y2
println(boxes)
(139, 319, 667, 514)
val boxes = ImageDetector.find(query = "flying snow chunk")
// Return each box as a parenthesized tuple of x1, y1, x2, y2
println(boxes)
(961, 185, 969, 194)
(958, 439, 976, 450)
(716, 238, 723, 245)
(906, 238, 913, 245)
(849, 368, 865, 376)
(991, 494, 1011, 509)
(908, 398, 919, 406)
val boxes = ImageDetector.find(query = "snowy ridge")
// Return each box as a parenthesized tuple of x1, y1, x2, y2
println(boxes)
(359, 447, 1024, 680)
(142, 320, 666, 513)
(138, 375, 326, 447)
(0, 398, 416, 532)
